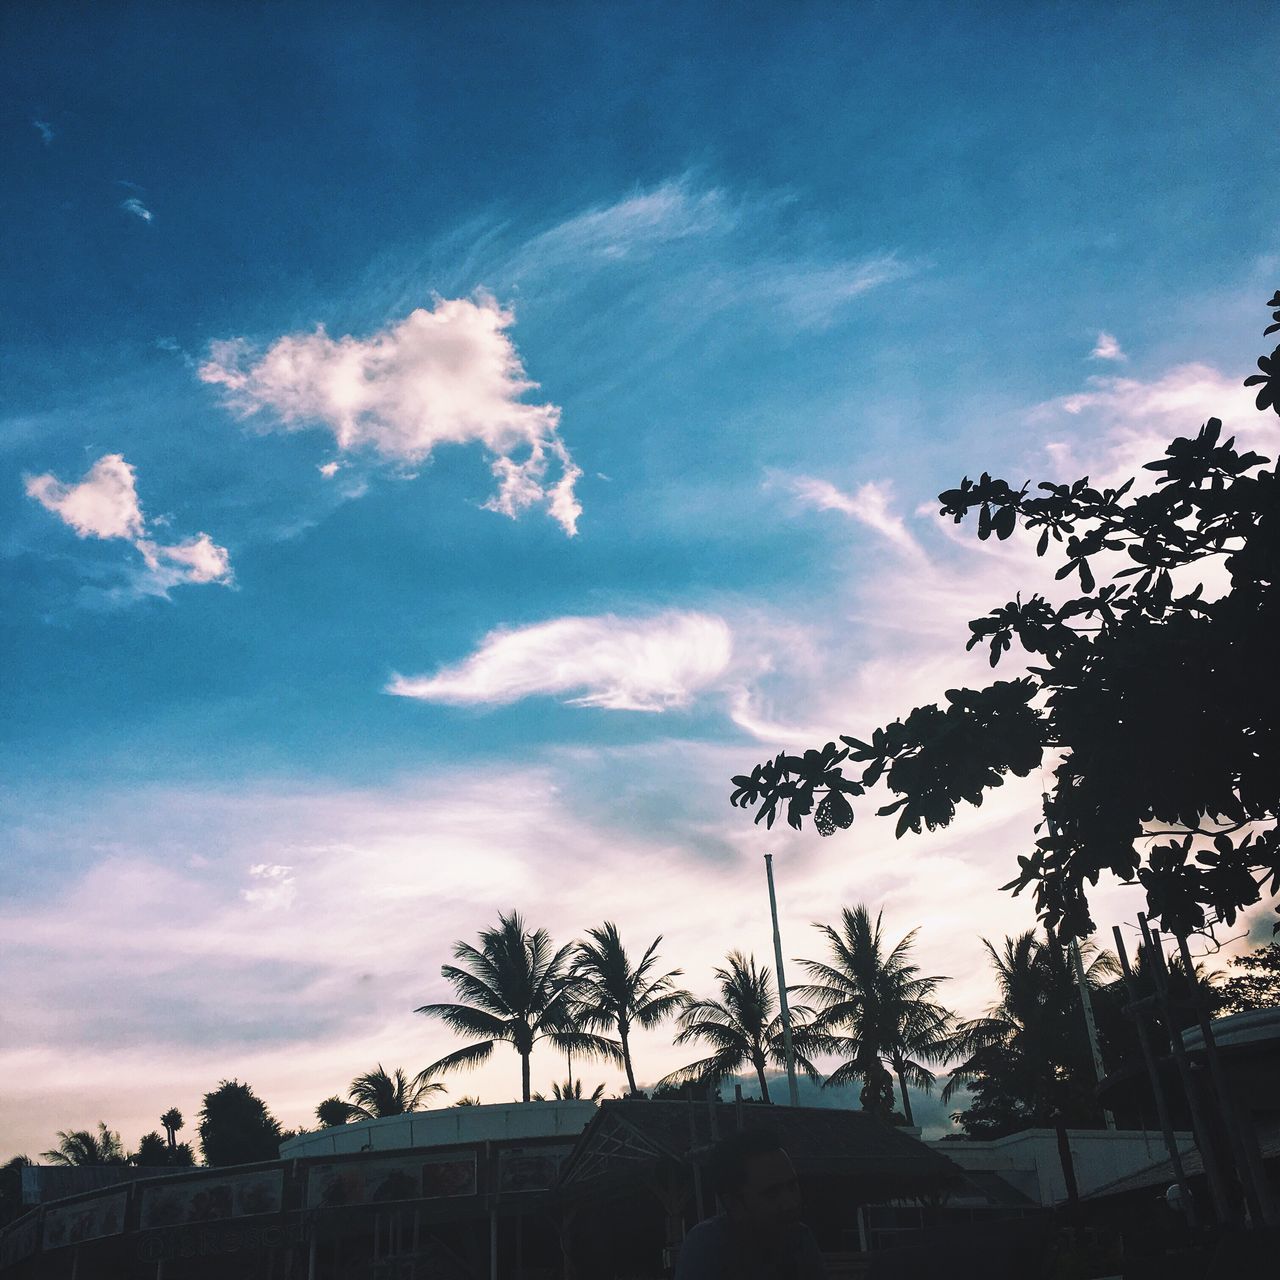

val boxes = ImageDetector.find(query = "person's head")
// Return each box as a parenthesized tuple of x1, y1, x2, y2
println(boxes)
(707, 1127, 801, 1235)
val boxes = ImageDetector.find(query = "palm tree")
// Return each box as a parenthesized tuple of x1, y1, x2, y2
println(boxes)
(533, 1079, 607, 1102)
(315, 1096, 356, 1127)
(794, 905, 956, 1124)
(417, 911, 623, 1103)
(943, 930, 1117, 1134)
(570, 922, 689, 1097)
(160, 1108, 184, 1150)
(347, 1065, 446, 1119)
(659, 952, 820, 1102)
(40, 1124, 126, 1166)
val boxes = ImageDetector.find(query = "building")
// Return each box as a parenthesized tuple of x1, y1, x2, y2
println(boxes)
(0, 1099, 975, 1279)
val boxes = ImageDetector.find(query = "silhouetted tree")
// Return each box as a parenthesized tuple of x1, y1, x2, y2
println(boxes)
(40, 1124, 126, 1166)
(1215, 941, 1280, 1014)
(417, 911, 622, 1103)
(0, 1156, 32, 1227)
(730, 293, 1280, 942)
(198, 1081, 282, 1166)
(794, 906, 955, 1124)
(347, 1065, 446, 1119)
(570, 922, 689, 1097)
(160, 1108, 183, 1150)
(315, 1096, 355, 1127)
(131, 1133, 172, 1167)
(943, 932, 1115, 1137)
(660, 952, 820, 1102)
(451, 1096, 482, 1107)
(651, 1080, 720, 1101)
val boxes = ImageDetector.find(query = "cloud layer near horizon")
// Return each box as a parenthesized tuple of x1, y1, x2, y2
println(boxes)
(200, 296, 582, 534)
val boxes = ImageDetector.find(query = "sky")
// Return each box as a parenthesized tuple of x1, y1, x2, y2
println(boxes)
(2, 2, 1279, 1156)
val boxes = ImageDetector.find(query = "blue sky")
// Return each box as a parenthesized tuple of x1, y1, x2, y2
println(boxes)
(2, 2, 1278, 1153)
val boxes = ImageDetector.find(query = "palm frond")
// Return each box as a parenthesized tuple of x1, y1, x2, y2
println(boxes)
(421, 1040, 496, 1077)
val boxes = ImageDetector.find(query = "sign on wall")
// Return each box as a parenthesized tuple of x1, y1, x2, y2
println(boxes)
(42, 1191, 128, 1250)
(140, 1169, 283, 1230)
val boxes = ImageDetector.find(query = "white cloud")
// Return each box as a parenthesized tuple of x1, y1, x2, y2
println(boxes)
(387, 611, 733, 712)
(1089, 331, 1125, 361)
(24, 453, 145, 540)
(120, 197, 154, 224)
(136, 533, 234, 587)
(24, 454, 232, 594)
(33, 119, 54, 145)
(242, 863, 297, 910)
(318, 461, 341, 478)
(200, 296, 580, 534)
(1039, 361, 1275, 486)
(774, 473, 924, 557)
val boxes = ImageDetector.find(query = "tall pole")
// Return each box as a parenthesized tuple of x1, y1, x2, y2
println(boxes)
(1112, 925, 1198, 1226)
(1138, 914, 1236, 1224)
(1168, 928, 1274, 1225)
(765, 854, 801, 1107)
(1069, 938, 1116, 1129)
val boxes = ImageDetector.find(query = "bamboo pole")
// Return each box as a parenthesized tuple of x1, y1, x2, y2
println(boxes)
(1112, 925, 1198, 1226)
(764, 854, 801, 1106)
(1138, 914, 1236, 1224)
(1168, 928, 1274, 1226)
(1069, 938, 1116, 1129)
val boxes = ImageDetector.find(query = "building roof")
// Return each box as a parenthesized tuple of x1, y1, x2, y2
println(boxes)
(558, 1100, 961, 1192)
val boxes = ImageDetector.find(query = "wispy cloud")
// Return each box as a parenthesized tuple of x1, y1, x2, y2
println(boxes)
(200, 295, 581, 534)
(387, 611, 734, 712)
(505, 176, 913, 333)
(738, 255, 914, 329)
(32, 119, 55, 145)
(515, 179, 734, 272)
(1089, 330, 1125, 361)
(24, 453, 232, 594)
(120, 197, 155, 224)
(772, 472, 924, 557)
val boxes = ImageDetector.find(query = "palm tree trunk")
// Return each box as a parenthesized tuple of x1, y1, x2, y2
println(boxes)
(754, 1051, 771, 1103)
(894, 1060, 915, 1126)
(620, 1023, 639, 1097)
(521, 1051, 531, 1103)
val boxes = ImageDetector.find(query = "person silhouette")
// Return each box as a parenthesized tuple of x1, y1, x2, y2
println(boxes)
(675, 1127, 826, 1279)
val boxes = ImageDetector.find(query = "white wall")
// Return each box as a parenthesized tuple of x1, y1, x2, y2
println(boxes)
(279, 1100, 598, 1159)
(929, 1128, 1195, 1206)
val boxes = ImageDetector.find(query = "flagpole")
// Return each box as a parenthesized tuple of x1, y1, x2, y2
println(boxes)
(765, 854, 801, 1106)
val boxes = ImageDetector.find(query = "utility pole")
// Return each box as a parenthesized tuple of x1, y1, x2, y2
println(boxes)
(764, 854, 801, 1106)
